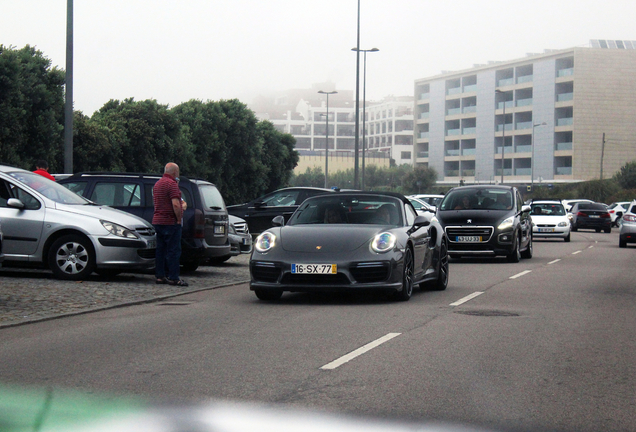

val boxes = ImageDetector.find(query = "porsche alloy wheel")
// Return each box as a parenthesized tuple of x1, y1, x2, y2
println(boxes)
(395, 247, 414, 301)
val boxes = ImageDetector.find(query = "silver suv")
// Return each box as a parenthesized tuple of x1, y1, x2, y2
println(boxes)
(0, 165, 156, 280)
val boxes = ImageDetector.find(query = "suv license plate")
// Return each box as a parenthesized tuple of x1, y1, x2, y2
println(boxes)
(292, 264, 337, 274)
(456, 236, 481, 242)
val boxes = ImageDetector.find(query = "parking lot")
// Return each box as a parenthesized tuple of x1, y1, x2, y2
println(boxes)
(0, 254, 250, 327)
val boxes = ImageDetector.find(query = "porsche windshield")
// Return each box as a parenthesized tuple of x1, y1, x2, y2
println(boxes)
(289, 194, 403, 226)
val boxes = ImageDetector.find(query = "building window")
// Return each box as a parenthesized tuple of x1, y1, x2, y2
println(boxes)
(401, 151, 412, 160)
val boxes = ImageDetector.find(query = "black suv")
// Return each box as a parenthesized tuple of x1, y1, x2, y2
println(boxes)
(227, 187, 335, 236)
(59, 173, 230, 271)
(436, 185, 533, 262)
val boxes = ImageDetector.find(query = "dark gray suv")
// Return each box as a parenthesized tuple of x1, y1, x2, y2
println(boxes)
(59, 172, 230, 272)
(436, 185, 533, 262)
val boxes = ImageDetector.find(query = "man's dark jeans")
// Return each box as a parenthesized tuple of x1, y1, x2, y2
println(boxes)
(154, 224, 182, 281)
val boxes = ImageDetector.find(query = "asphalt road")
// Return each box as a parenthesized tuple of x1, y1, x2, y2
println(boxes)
(0, 231, 634, 432)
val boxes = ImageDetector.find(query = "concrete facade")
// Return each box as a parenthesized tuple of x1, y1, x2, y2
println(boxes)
(414, 45, 636, 185)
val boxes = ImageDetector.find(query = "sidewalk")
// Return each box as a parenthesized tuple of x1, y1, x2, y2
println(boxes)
(0, 254, 251, 328)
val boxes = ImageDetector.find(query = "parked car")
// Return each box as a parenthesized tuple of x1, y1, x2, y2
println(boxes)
(569, 202, 611, 233)
(209, 215, 252, 264)
(436, 185, 533, 262)
(250, 191, 448, 301)
(227, 187, 335, 236)
(563, 198, 594, 212)
(529, 200, 571, 242)
(406, 196, 436, 220)
(409, 194, 444, 209)
(58, 172, 230, 272)
(0, 219, 4, 265)
(607, 201, 632, 226)
(619, 201, 636, 247)
(0, 165, 156, 280)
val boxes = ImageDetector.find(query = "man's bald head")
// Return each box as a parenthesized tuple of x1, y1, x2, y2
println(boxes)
(164, 162, 180, 178)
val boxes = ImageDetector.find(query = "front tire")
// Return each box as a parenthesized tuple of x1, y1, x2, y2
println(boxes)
(619, 237, 627, 248)
(427, 238, 448, 291)
(507, 235, 521, 263)
(521, 234, 533, 259)
(564, 232, 571, 242)
(395, 247, 414, 301)
(48, 234, 96, 280)
(254, 289, 283, 301)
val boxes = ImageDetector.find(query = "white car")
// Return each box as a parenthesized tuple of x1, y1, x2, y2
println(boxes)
(408, 194, 444, 210)
(530, 200, 571, 242)
(406, 196, 436, 221)
(607, 201, 632, 226)
(619, 200, 636, 248)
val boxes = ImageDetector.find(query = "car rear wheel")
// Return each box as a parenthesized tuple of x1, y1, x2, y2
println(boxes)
(48, 234, 96, 280)
(427, 239, 448, 291)
(395, 248, 413, 301)
(604, 227, 611, 233)
(254, 289, 283, 301)
(619, 238, 627, 248)
(507, 235, 521, 263)
(180, 261, 199, 273)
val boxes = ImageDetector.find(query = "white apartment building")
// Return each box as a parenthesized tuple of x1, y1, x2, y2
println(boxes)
(251, 83, 413, 172)
(414, 41, 636, 185)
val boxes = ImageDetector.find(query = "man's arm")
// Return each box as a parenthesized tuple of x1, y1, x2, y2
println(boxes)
(172, 197, 183, 223)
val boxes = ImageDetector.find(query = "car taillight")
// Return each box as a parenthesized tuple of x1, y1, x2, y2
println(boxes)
(577, 212, 587, 217)
(601, 213, 610, 219)
(609, 210, 615, 214)
(624, 214, 636, 222)
(194, 210, 205, 239)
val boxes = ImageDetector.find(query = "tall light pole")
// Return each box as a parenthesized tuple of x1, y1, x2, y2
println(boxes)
(64, 0, 74, 173)
(353, 0, 361, 189)
(318, 90, 337, 188)
(531, 122, 546, 192)
(495, 89, 507, 184)
(352, 47, 379, 190)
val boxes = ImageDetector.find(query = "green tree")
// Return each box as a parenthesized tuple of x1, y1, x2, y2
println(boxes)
(72, 111, 124, 172)
(614, 161, 636, 189)
(90, 98, 183, 173)
(292, 166, 325, 187)
(256, 120, 299, 191)
(0, 45, 65, 170)
(401, 165, 438, 195)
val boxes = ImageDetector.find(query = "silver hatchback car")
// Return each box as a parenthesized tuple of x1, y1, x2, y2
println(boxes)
(0, 165, 156, 280)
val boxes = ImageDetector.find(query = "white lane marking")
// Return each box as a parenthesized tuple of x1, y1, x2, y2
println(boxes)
(588, 245, 594, 249)
(320, 333, 401, 370)
(548, 259, 561, 265)
(572, 250, 582, 255)
(510, 270, 531, 279)
(450, 291, 484, 307)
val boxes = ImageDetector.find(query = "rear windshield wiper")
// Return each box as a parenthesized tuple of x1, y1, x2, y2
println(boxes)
(210, 206, 222, 210)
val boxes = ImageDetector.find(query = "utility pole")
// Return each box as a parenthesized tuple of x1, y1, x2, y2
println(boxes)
(600, 132, 605, 180)
(64, 0, 74, 173)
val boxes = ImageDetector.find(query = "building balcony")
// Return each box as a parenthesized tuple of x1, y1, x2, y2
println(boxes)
(555, 166, 573, 175)
(515, 168, 531, 176)
(417, 151, 429, 158)
(516, 75, 533, 84)
(497, 78, 514, 86)
(495, 169, 514, 176)
(516, 121, 532, 130)
(462, 127, 476, 135)
(557, 68, 574, 77)
(419, 92, 430, 100)
(445, 149, 460, 157)
(556, 118, 573, 126)
(446, 129, 461, 136)
(555, 142, 573, 151)
(516, 98, 533, 107)
(463, 84, 477, 93)
(462, 169, 476, 177)
(515, 145, 532, 153)
(557, 92, 573, 102)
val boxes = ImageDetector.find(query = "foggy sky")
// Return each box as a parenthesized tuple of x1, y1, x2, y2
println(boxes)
(3, 0, 634, 115)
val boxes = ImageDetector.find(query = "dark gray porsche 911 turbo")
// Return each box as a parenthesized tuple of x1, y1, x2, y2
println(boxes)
(249, 191, 449, 301)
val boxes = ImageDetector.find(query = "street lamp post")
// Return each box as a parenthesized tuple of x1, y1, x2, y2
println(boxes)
(353, 0, 361, 189)
(318, 90, 337, 188)
(495, 89, 507, 184)
(352, 47, 379, 190)
(531, 122, 547, 192)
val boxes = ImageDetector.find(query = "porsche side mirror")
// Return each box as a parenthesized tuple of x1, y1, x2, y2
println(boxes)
(272, 215, 285, 227)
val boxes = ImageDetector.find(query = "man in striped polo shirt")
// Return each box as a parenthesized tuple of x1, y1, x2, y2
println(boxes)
(153, 162, 188, 286)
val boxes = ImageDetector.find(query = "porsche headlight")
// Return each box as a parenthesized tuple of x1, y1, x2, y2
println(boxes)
(101, 220, 139, 239)
(255, 232, 276, 252)
(498, 216, 514, 231)
(371, 232, 396, 253)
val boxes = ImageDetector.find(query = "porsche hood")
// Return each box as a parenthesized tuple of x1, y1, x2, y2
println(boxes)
(278, 225, 385, 253)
